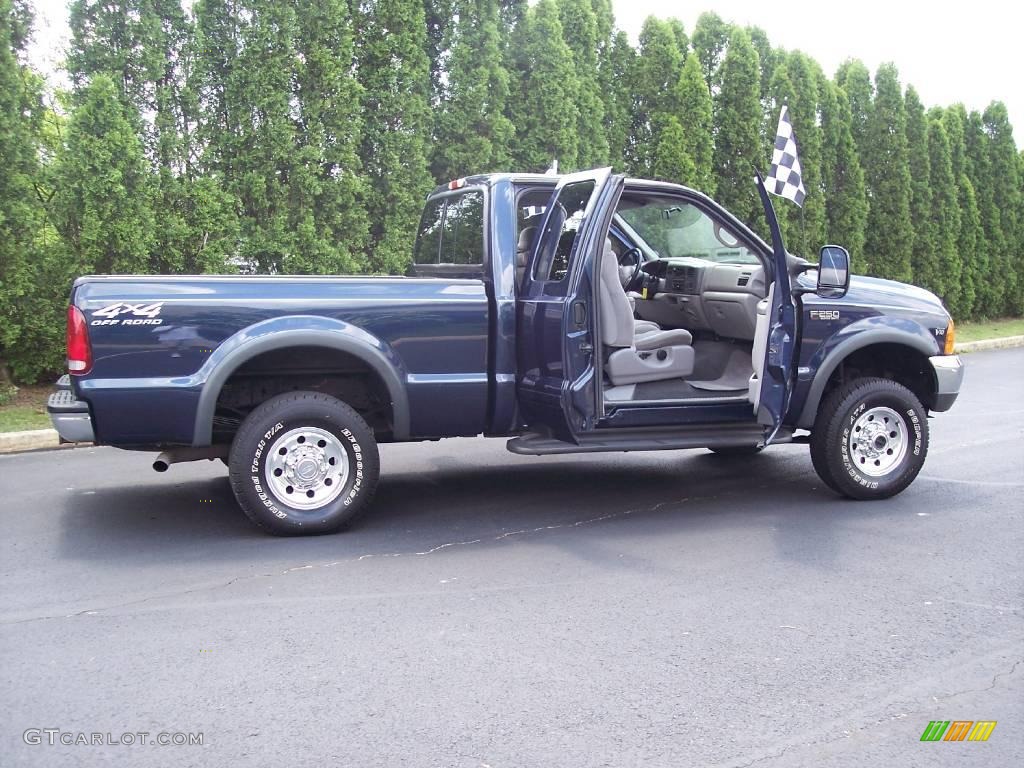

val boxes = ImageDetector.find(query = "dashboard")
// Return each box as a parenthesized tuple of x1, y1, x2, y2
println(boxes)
(635, 258, 767, 341)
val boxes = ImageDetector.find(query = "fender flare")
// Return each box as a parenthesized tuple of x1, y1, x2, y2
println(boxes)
(191, 317, 410, 446)
(796, 326, 939, 428)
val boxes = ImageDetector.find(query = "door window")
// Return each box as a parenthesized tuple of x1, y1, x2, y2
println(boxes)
(619, 200, 759, 265)
(533, 180, 596, 282)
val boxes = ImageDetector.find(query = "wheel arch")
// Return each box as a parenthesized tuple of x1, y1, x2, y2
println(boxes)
(796, 328, 940, 429)
(192, 317, 410, 446)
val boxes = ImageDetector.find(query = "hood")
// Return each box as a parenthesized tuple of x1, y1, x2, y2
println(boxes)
(840, 274, 948, 316)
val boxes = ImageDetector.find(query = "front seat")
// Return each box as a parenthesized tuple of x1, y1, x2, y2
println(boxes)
(600, 239, 695, 385)
(516, 225, 537, 286)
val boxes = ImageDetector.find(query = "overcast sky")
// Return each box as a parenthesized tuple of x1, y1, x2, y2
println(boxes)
(23, 0, 1022, 145)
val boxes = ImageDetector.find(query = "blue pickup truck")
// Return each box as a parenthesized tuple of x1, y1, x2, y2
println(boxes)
(49, 168, 964, 534)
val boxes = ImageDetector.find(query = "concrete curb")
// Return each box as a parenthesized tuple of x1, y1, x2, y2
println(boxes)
(0, 428, 64, 454)
(955, 335, 1024, 353)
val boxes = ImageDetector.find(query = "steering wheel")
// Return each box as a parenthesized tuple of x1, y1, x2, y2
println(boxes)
(618, 247, 644, 291)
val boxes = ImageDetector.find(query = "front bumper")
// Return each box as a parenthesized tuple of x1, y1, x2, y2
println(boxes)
(47, 381, 95, 443)
(929, 354, 964, 412)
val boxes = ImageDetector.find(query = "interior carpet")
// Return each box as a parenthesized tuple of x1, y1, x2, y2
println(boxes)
(687, 349, 752, 392)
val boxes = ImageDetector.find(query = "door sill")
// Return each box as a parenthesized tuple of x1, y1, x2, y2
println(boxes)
(507, 423, 792, 456)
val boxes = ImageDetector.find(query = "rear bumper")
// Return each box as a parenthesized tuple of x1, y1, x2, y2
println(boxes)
(47, 385, 95, 443)
(929, 354, 964, 412)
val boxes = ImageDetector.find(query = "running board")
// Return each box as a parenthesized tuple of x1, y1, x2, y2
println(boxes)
(507, 424, 793, 456)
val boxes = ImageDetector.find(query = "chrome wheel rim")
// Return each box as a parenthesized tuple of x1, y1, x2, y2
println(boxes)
(848, 406, 908, 477)
(265, 427, 349, 509)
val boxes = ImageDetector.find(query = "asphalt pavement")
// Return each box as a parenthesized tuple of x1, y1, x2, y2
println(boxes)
(1, 348, 1022, 767)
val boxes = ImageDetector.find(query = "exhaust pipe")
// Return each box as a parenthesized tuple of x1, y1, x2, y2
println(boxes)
(153, 445, 229, 472)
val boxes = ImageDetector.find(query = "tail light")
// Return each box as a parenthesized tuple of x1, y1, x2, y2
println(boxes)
(67, 305, 93, 375)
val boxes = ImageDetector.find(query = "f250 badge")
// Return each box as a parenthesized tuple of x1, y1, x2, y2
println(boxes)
(91, 302, 164, 326)
(809, 310, 840, 321)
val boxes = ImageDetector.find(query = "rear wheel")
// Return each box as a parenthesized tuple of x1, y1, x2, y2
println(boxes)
(228, 391, 380, 535)
(810, 378, 928, 500)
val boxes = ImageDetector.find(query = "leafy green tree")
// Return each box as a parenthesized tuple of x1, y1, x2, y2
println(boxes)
(982, 102, 1021, 313)
(964, 109, 1000, 313)
(674, 51, 715, 193)
(820, 81, 868, 259)
(0, 0, 68, 381)
(423, 0, 454, 105)
(768, 51, 826, 255)
(356, 0, 433, 273)
(691, 11, 730, 92)
(628, 16, 684, 176)
(603, 30, 634, 170)
(925, 116, 962, 313)
(863, 63, 913, 282)
(651, 115, 695, 183)
(713, 28, 764, 229)
(556, 0, 608, 167)
(835, 59, 872, 150)
(434, 0, 515, 179)
(904, 86, 934, 286)
(943, 104, 982, 316)
(508, 0, 578, 172)
(51, 75, 155, 276)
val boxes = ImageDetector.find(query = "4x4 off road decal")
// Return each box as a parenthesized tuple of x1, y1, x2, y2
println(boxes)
(91, 302, 164, 326)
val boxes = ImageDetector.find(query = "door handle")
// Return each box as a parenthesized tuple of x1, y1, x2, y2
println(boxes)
(572, 301, 587, 327)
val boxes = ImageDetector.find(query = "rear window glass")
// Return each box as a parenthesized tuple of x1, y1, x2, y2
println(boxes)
(413, 190, 485, 266)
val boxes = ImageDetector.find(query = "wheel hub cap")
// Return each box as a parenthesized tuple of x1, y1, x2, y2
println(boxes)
(265, 427, 349, 509)
(848, 406, 908, 477)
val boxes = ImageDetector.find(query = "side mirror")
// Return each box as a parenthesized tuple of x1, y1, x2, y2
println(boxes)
(816, 245, 850, 298)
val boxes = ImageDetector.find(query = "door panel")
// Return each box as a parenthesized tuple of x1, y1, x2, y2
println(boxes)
(517, 169, 615, 440)
(753, 173, 799, 442)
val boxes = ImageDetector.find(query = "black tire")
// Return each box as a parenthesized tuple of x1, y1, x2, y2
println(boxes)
(228, 391, 380, 535)
(810, 377, 928, 500)
(708, 445, 764, 457)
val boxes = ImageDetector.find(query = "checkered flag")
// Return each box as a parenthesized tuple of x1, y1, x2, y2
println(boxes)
(766, 105, 806, 207)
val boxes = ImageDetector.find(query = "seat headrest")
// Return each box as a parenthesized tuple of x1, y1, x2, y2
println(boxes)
(517, 226, 538, 268)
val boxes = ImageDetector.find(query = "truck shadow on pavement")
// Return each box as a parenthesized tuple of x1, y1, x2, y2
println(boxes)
(55, 446, 893, 574)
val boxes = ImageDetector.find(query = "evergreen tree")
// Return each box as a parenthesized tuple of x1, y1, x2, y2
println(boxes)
(691, 11, 730, 92)
(713, 28, 763, 229)
(674, 52, 715, 193)
(943, 104, 982, 316)
(904, 86, 934, 286)
(51, 75, 155, 275)
(982, 102, 1022, 314)
(925, 116, 962, 313)
(603, 30, 634, 170)
(423, 0, 453, 105)
(357, 0, 433, 273)
(628, 17, 684, 176)
(767, 51, 825, 255)
(651, 115, 695, 183)
(820, 81, 868, 260)
(964, 109, 1000, 312)
(835, 59, 872, 150)
(863, 63, 913, 281)
(556, 0, 608, 167)
(508, 0, 579, 172)
(434, 0, 515, 179)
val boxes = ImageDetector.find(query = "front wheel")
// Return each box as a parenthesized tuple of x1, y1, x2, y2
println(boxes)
(810, 378, 928, 500)
(228, 391, 380, 535)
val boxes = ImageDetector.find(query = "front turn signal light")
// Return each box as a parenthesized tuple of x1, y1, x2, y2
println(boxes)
(944, 319, 955, 355)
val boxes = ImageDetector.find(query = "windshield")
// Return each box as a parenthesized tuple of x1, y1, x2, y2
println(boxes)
(618, 200, 760, 265)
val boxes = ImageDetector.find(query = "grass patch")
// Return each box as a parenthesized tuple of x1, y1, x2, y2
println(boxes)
(0, 405, 51, 432)
(0, 384, 52, 433)
(957, 317, 1024, 343)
